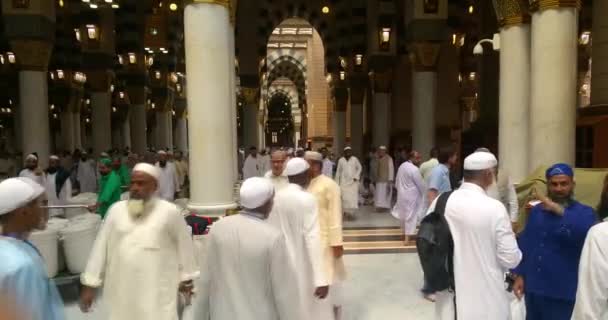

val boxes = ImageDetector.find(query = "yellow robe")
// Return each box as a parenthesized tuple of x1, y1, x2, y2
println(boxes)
(307, 175, 346, 284)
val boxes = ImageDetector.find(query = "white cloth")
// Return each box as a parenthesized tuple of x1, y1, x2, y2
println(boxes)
(264, 170, 289, 191)
(335, 156, 362, 211)
(77, 159, 98, 193)
(45, 172, 72, 217)
(486, 171, 519, 223)
(0, 178, 45, 216)
(419, 158, 439, 183)
(19, 168, 46, 187)
(463, 151, 497, 170)
(259, 154, 271, 175)
(267, 184, 330, 319)
(240, 177, 274, 209)
(81, 198, 199, 320)
(194, 213, 303, 320)
(284, 158, 309, 176)
(243, 155, 261, 179)
(155, 162, 180, 201)
(429, 182, 522, 320)
(322, 158, 334, 178)
(133, 163, 160, 181)
(572, 222, 608, 320)
(374, 182, 392, 209)
(391, 161, 426, 235)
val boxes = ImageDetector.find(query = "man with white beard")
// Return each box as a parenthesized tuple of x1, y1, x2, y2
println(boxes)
(264, 150, 289, 191)
(268, 157, 331, 319)
(155, 150, 180, 201)
(44, 155, 72, 217)
(76, 151, 97, 193)
(19, 154, 45, 186)
(195, 177, 302, 320)
(80, 163, 199, 320)
(335, 147, 362, 221)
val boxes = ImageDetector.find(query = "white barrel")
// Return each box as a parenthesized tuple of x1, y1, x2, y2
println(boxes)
(66, 193, 98, 219)
(46, 218, 69, 272)
(69, 213, 102, 225)
(29, 228, 60, 278)
(61, 220, 100, 274)
(175, 198, 189, 210)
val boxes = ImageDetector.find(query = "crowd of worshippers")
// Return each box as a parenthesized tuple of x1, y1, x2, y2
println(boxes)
(1, 143, 608, 320)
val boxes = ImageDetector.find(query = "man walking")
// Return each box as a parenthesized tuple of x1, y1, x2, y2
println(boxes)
(391, 150, 425, 243)
(264, 150, 289, 191)
(44, 155, 72, 217)
(335, 147, 362, 221)
(373, 146, 394, 212)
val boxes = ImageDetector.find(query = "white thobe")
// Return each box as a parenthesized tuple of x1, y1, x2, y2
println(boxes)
(486, 171, 519, 223)
(81, 198, 199, 320)
(391, 161, 426, 235)
(45, 172, 72, 217)
(264, 170, 289, 191)
(19, 168, 46, 186)
(335, 156, 362, 211)
(194, 213, 303, 320)
(374, 156, 394, 209)
(77, 159, 98, 193)
(428, 183, 522, 320)
(572, 222, 608, 320)
(322, 158, 334, 178)
(155, 162, 180, 201)
(242, 155, 261, 179)
(268, 184, 330, 319)
(259, 154, 271, 175)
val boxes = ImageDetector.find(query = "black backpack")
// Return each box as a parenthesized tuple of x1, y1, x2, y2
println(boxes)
(416, 191, 455, 293)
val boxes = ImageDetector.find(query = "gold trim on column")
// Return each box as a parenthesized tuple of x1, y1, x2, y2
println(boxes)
(493, 0, 530, 27)
(192, 0, 230, 8)
(529, 0, 581, 12)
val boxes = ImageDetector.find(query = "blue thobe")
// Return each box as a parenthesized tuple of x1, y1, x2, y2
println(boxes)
(514, 201, 597, 320)
(0, 236, 65, 320)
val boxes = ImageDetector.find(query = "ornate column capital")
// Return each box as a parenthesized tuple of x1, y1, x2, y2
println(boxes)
(191, 0, 236, 24)
(529, 0, 581, 12)
(86, 70, 114, 92)
(241, 87, 259, 106)
(493, 0, 530, 27)
(372, 70, 393, 93)
(9, 40, 53, 71)
(126, 86, 146, 105)
(334, 87, 349, 112)
(409, 42, 441, 72)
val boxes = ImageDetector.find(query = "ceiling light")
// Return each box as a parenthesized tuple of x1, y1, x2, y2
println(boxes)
(322, 6, 329, 14)
(112, 4, 119, 8)
(169, 3, 178, 11)
(468, 5, 474, 14)
(90, 3, 98, 9)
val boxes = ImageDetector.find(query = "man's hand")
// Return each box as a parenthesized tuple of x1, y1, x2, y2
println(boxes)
(87, 203, 99, 212)
(79, 286, 97, 313)
(332, 245, 344, 258)
(314, 286, 330, 299)
(539, 195, 564, 216)
(179, 280, 195, 305)
(511, 222, 520, 233)
(512, 276, 525, 300)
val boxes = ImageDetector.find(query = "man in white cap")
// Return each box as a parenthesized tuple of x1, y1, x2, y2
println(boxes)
(242, 146, 261, 179)
(335, 146, 362, 221)
(44, 155, 72, 217)
(0, 178, 65, 320)
(264, 149, 289, 191)
(19, 153, 45, 186)
(155, 150, 180, 201)
(195, 177, 302, 320)
(77, 151, 98, 193)
(80, 163, 199, 320)
(429, 151, 522, 320)
(305, 151, 346, 319)
(321, 148, 334, 178)
(269, 157, 331, 319)
(373, 146, 394, 212)
(391, 150, 426, 244)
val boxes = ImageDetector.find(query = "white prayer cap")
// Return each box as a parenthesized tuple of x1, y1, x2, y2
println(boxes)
(240, 177, 274, 209)
(304, 151, 323, 162)
(463, 151, 498, 171)
(133, 163, 161, 181)
(0, 178, 45, 216)
(26, 154, 38, 161)
(284, 158, 310, 176)
(100, 152, 109, 158)
(344, 146, 352, 151)
(157, 150, 167, 156)
(379, 146, 387, 150)
(50, 155, 60, 161)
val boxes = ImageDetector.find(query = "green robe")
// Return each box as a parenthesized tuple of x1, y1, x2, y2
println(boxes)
(97, 171, 122, 218)
(115, 164, 131, 188)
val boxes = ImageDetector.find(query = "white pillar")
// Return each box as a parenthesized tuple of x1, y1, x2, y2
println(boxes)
(499, 24, 531, 183)
(350, 103, 364, 159)
(529, 6, 578, 169)
(73, 112, 82, 150)
(130, 104, 147, 155)
(20, 71, 50, 167)
(185, 2, 236, 215)
(412, 71, 437, 156)
(372, 92, 390, 147)
(175, 116, 188, 153)
(228, 26, 238, 183)
(591, 0, 608, 106)
(122, 115, 131, 150)
(333, 111, 346, 155)
(61, 111, 75, 152)
(91, 91, 112, 156)
(156, 111, 173, 151)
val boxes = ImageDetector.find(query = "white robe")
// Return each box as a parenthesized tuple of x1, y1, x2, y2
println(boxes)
(77, 159, 98, 193)
(374, 156, 394, 209)
(572, 222, 608, 320)
(264, 170, 290, 191)
(45, 172, 72, 217)
(194, 213, 303, 320)
(155, 162, 180, 201)
(268, 184, 330, 319)
(335, 156, 362, 211)
(81, 198, 199, 320)
(242, 155, 261, 179)
(391, 161, 426, 235)
(259, 154, 271, 175)
(428, 183, 522, 320)
(322, 158, 334, 178)
(19, 168, 46, 186)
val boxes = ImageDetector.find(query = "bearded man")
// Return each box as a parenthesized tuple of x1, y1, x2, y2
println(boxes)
(80, 163, 199, 320)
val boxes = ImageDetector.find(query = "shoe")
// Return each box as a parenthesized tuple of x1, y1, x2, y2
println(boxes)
(423, 293, 436, 302)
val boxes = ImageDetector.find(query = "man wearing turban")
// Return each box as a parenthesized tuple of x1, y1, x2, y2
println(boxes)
(512, 163, 597, 320)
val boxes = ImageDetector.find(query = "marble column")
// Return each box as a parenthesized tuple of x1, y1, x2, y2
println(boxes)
(185, 0, 237, 216)
(175, 116, 188, 153)
(410, 42, 441, 156)
(130, 104, 147, 155)
(20, 71, 51, 166)
(241, 87, 260, 149)
(155, 111, 173, 151)
(228, 26, 238, 183)
(73, 112, 82, 150)
(591, 0, 608, 106)
(529, 1, 579, 169)
(372, 70, 392, 148)
(61, 111, 75, 152)
(91, 91, 112, 156)
(493, 2, 531, 183)
(333, 87, 348, 155)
